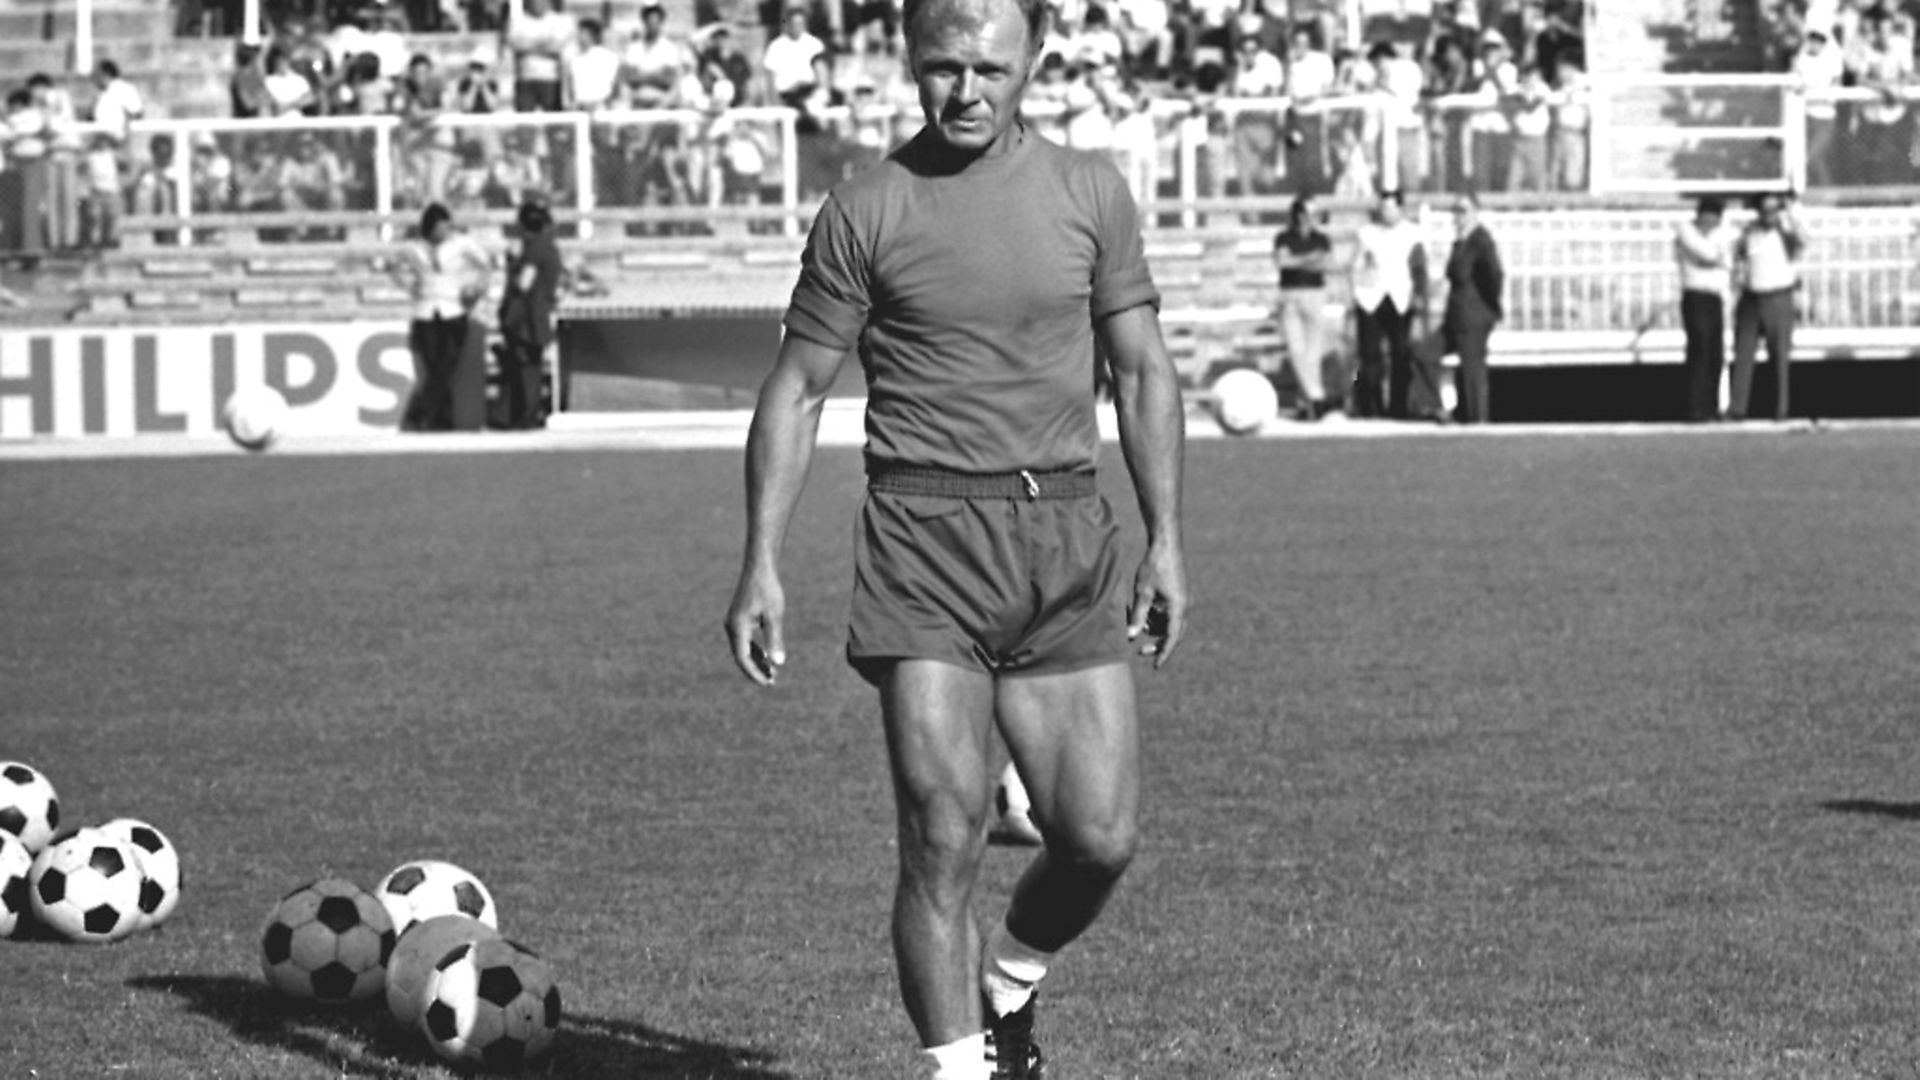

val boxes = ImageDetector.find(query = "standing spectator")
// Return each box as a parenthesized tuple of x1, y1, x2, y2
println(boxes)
(388, 203, 490, 432)
(264, 46, 320, 115)
(1467, 29, 1517, 191)
(568, 18, 622, 110)
(620, 1, 695, 107)
(453, 44, 506, 159)
(697, 24, 758, 106)
(1281, 24, 1335, 193)
(1440, 191, 1503, 423)
(1372, 40, 1428, 194)
(496, 201, 563, 429)
(1110, 84, 1158, 207)
(398, 53, 456, 207)
(1227, 30, 1285, 196)
(29, 74, 83, 252)
(1548, 53, 1588, 191)
(1728, 192, 1805, 421)
(1271, 192, 1334, 418)
(81, 132, 126, 249)
(365, 9, 412, 84)
(506, 0, 577, 112)
(1793, 29, 1843, 187)
(1849, 7, 1913, 185)
(1424, 33, 1474, 193)
(126, 134, 180, 240)
(90, 60, 146, 142)
(1674, 195, 1732, 422)
(231, 43, 271, 117)
(1505, 61, 1551, 191)
(1116, 0, 1174, 78)
(1347, 189, 1429, 418)
(2, 87, 51, 265)
(762, 3, 828, 107)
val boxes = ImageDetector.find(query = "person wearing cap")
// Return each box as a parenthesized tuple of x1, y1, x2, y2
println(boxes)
(724, 0, 1187, 1074)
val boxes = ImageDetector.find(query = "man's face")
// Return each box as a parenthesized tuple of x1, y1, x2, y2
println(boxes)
(1378, 196, 1402, 225)
(911, 0, 1038, 156)
(1757, 197, 1783, 225)
(525, 0, 547, 15)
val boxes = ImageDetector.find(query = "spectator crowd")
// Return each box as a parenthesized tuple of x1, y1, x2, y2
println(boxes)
(3, 0, 1919, 264)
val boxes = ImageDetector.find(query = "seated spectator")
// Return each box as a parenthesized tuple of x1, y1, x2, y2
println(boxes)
(443, 138, 494, 211)
(241, 131, 348, 238)
(1115, 0, 1174, 79)
(486, 129, 550, 208)
(364, 8, 411, 82)
(1070, 4, 1127, 69)
(1849, 5, 1914, 185)
(126, 134, 180, 243)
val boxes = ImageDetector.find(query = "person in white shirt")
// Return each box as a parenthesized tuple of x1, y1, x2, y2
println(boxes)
(1728, 193, 1805, 421)
(1371, 39, 1427, 194)
(1673, 195, 1733, 422)
(89, 60, 146, 145)
(506, 0, 577, 111)
(1548, 54, 1588, 191)
(568, 17, 622, 109)
(1347, 189, 1429, 418)
(1793, 30, 1844, 187)
(388, 202, 492, 431)
(762, 4, 827, 104)
(1282, 25, 1335, 192)
(1505, 62, 1551, 191)
(1468, 30, 1518, 190)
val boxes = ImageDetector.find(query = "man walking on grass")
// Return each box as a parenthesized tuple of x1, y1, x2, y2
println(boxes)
(723, 0, 1190, 1072)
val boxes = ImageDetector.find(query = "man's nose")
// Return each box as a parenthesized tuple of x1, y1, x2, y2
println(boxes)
(955, 68, 981, 103)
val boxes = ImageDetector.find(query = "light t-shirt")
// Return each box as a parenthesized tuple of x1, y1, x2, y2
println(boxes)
(785, 125, 1160, 473)
(761, 32, 826, 96)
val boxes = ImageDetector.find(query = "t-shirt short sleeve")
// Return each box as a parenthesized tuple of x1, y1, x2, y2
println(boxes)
(1088, 167, 1158, 320)
(784, 194, 870, 352)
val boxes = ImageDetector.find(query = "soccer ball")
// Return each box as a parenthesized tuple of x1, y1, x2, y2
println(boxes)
(222, 386, 290, 452)
(989, 761, 1044, 847)
(375, 860, 498, 938)
(99, 818, 181, 930)
(0, 832, 32, 937)
(386, 913, 502, 1028)
(260, 878, 396, 1004)
(30, 828, 145, 943)
(0, 761, 60, 855)
(420, 937, 562, 1070)
(1210, 368, 1279, 435)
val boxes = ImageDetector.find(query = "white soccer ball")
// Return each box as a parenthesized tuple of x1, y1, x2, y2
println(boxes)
(99, 818, 181, 930)
(386, 913, 503, 1028)
(260, 877, 396, 1005)
(0, 832, 33, 937)
(1210, 368, 1279, 435)
(420, 937, 562, 1070)
(0, 761, 61, 855)
(375, 860, 498, 938)
(30, 828, 145, 943)
(990, 761, 1044, 847)
(222, 386, 290, 452)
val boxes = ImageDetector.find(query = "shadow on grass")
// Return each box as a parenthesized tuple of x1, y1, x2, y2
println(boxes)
(1820, 799, 1920, 820)
(128, 974, 795, 1079)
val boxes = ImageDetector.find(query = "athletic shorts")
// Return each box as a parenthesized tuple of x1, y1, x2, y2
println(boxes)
(846, 467, 1131, 682)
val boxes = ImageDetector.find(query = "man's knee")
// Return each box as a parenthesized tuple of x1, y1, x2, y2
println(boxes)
(1049, 810, 1138, 880)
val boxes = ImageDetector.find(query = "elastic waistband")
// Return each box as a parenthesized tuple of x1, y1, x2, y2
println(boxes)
(867, 464, 1097, 501)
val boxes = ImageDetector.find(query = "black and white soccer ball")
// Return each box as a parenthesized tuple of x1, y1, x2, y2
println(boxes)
(99, 817, 181, 930)
(0, 832, 33, 937)
(0, 761, 61, 855)
(30, 828, 145, 943)
(222, 386, 289, 452)
(420, 937, 562, 1070)
(259, 878, 396, 1004)
(374, 860, 498, 938)
(386, 913, 502, 1028)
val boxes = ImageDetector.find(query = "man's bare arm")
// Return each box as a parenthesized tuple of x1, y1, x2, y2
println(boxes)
(724, 332, 849, 685)
(1098, 303, 1189, 667)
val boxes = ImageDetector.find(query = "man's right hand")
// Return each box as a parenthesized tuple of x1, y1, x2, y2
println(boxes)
(724, 566, 786, 686)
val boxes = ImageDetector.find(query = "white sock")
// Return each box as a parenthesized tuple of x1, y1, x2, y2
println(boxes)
(921, 1033, 990, 1080)
(981, 921, 1055, 1019)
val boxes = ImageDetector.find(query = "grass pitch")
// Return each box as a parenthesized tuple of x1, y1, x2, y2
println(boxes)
(3, 427, 1919, 1079)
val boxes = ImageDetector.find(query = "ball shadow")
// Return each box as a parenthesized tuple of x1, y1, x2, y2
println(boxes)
(127, 974, 796, 1079)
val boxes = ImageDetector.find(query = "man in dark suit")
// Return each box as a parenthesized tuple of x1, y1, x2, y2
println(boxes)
(1441, 192, 1504, 424)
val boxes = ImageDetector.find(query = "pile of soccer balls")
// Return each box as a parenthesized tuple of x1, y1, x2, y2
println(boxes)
(260, 859, 562, 1071)
(0, 760, 183, 944)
